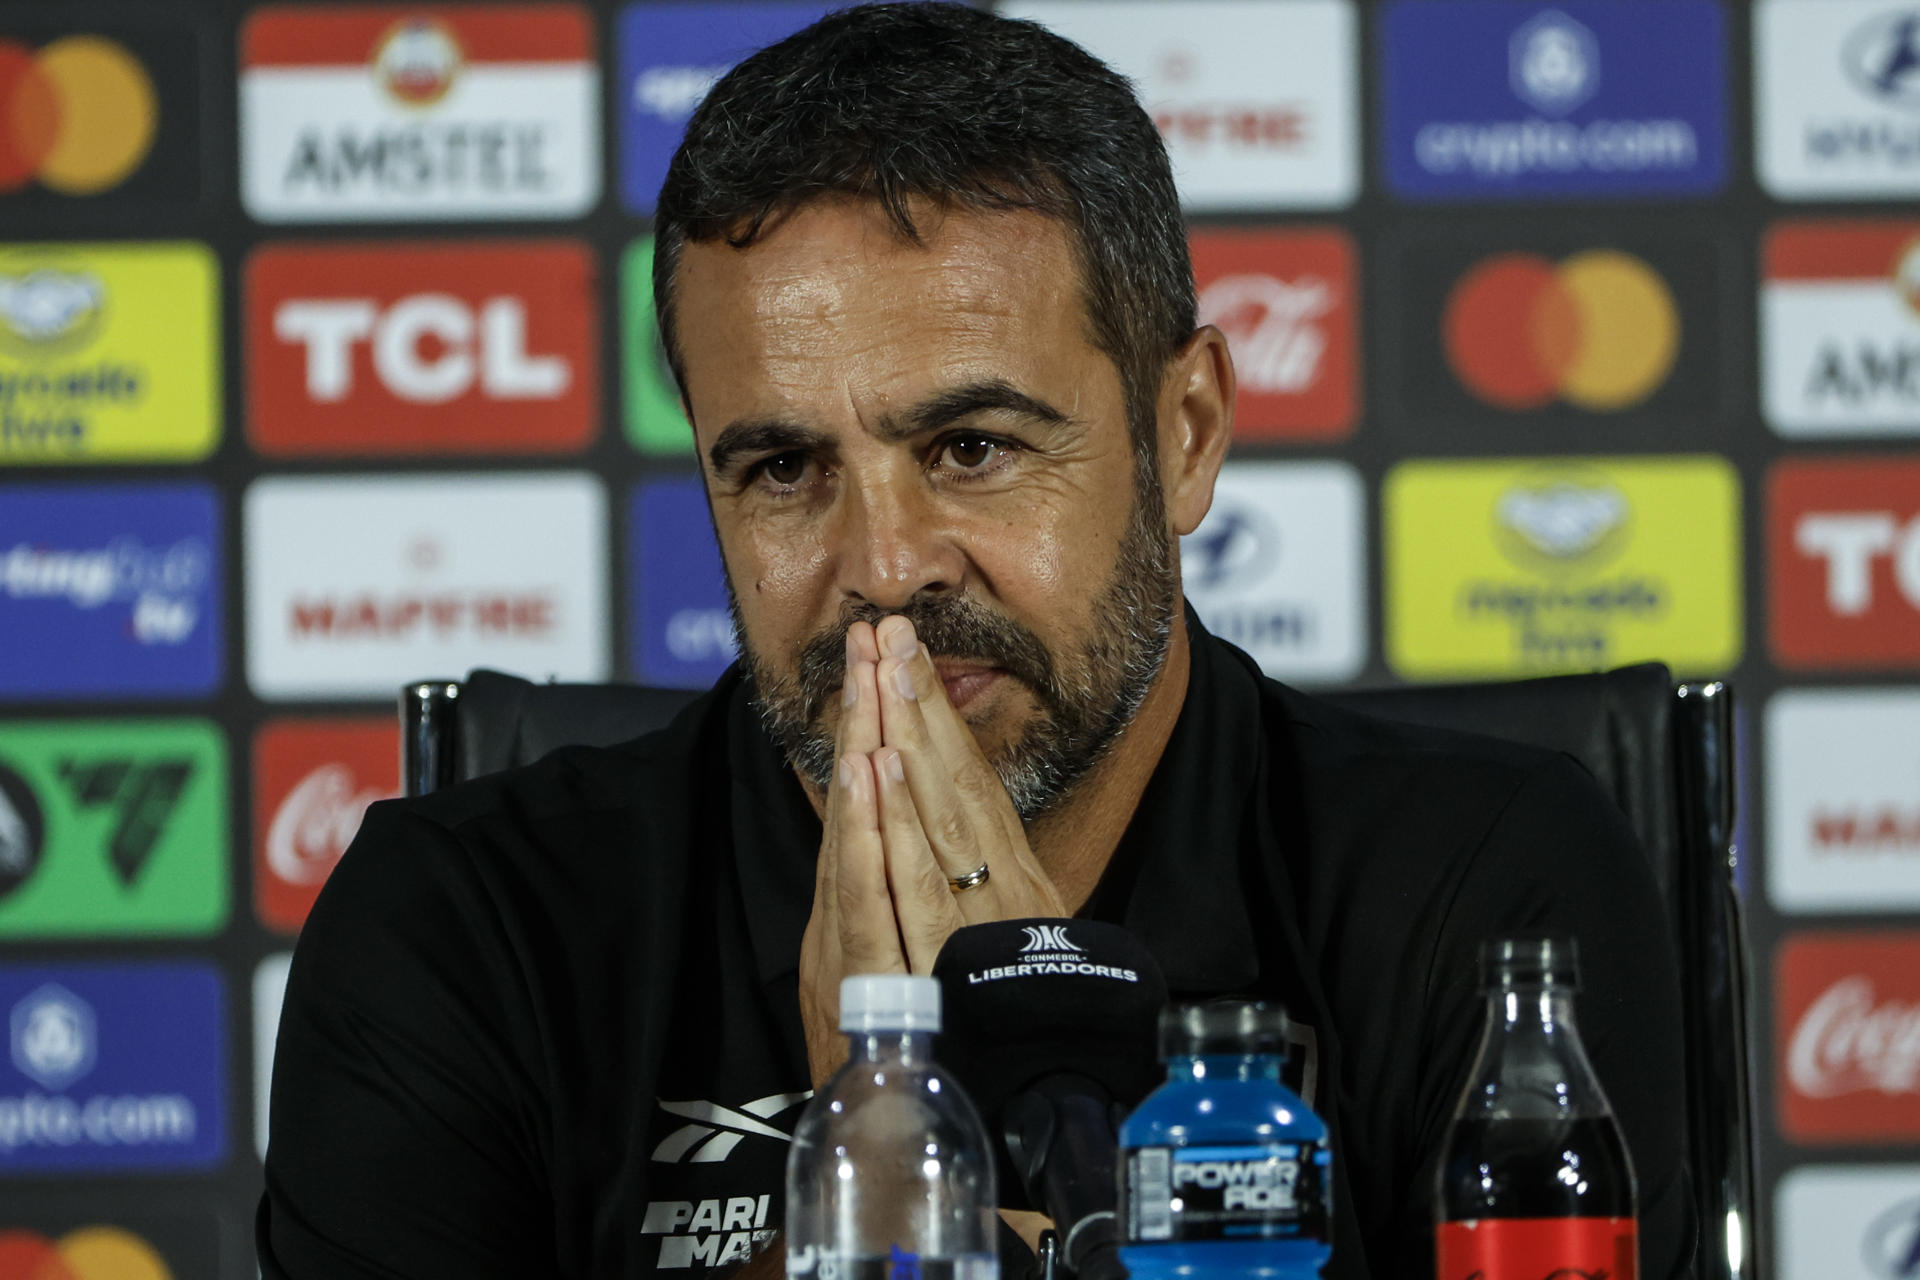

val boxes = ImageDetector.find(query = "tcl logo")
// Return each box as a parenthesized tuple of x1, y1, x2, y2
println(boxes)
(1190, 228, 1356, 441)
(1771, 458, 1920, 668)
(1778, 933, 1920, 1141)
(252, 719, 397, 932)
(246, 241, 597, 456)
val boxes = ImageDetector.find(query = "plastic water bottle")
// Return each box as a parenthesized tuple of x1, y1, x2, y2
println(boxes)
(786, 974, 998, 1280)
(1118, 1001, 1333, 1279)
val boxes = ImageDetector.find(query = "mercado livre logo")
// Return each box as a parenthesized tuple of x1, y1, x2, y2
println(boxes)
(0, 243, 219, 461)
(240, 3, 599, 222)
(0, 720, 228, 940)
(1385, 456, 1742, 679)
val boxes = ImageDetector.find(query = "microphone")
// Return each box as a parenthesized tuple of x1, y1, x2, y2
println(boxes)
(932, 919, 1168, 1280)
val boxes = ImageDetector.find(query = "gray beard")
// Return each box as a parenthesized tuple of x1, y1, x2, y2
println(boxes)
(731, 475, 1178, 824)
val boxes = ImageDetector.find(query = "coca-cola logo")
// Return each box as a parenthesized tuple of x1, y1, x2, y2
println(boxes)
(265, 764, 390, 886)
(1198, 273, 1332, 394)
(1788, 975, 1920, 1099)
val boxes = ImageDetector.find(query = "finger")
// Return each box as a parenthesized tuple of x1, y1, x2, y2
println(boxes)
(874, 747, 966, 972)
(909, 640, 1034, 857)
(834, 753, 907, 976)
(838, 629, 883, 759)
(876, 651, 985, 881)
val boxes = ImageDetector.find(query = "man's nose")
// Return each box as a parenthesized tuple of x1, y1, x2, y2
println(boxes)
(833, 476, 964, 610)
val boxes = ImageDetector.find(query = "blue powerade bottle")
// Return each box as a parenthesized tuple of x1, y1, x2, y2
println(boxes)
(1118, 1002, 1333, 1280)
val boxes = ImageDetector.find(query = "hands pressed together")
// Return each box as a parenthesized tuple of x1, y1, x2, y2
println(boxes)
(797, 615, 1068, 1086)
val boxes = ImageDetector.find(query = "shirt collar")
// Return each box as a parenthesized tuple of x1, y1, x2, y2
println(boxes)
(726, 607, 1270, 994)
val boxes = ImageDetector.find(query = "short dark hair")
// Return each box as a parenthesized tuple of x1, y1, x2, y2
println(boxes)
(651, 1, 1195, 453)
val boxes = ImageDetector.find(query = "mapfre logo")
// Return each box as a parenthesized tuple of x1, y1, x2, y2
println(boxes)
(1768, 690, 1920, 914)
(1769, 457, 1920, 668)
(1764, 222, 1920, 437)
(252, 719, 397, 932)
(1759, 1, 1920, 198)
(1386, 456, 1742, 679)
(1001, 0, 1358, 210)
(246, 241, 597, 456)
(1191, 228, 1356, 441)
(1779, 933, 1920, 1141)
(244, 473, 609, 699)
(240, 4, 599, 222)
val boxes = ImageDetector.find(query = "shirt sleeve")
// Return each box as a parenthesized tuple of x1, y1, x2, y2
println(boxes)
(1405, 752, 1698, 1280)
(257, 801, 555, 1279)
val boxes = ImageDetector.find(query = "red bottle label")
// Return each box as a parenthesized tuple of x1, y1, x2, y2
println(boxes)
(1435, 1217, 1637, 1280)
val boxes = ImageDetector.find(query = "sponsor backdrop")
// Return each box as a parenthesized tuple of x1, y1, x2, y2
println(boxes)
(0, 0, 1912, 1274)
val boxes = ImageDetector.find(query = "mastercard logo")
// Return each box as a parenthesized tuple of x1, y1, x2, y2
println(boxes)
(0, 1227, 173, 1280)
(1442, 250, 1680, 412)
(0, 36, 157, 195)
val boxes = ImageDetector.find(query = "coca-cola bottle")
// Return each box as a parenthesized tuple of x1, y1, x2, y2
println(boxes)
(1435, 937, 1638, 1280)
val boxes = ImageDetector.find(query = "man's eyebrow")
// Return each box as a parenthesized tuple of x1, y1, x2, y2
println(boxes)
(891, 379, 1074, 438)
(706, 420, 828, 475)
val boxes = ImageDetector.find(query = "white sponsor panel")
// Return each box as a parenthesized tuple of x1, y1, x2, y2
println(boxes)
(1001, 0, 1358, 210)
(1776, 1165, 1920, 1279)
(1765, 279, 1920, 436)
(1768, 689, 1920, 912)
(1758, 0, 1920, 199)
(1179, 461, 1365, 683)
(244, 473, 608, 698)
(241, 16, 599, 221)
(254, 953, 290, 1161)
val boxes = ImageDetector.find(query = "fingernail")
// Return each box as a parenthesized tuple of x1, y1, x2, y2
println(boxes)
(885, 622, 917, 659)
(843, 674, 858, 707)
(885, 752, 905, 783)
(891, 661, 917, 700)
(837, 758, 853, 789)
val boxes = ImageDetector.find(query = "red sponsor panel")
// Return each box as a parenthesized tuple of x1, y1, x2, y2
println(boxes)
(246, 240, 598, 456)
(241, 5, 591, 68)
(252, 718, 399, 931)
(1777, 932, 1920, 1142)
(1764, 220, 1918, 281)
(1190, 228, 1357, 441)
(1769, 457, 1920, 668)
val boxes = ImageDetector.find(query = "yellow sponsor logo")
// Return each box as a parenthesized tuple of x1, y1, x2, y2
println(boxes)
(0, 242, 220, 463)
(1386, 455, 1742, 678)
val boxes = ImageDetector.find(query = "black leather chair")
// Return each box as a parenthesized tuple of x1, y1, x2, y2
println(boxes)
(399, 663, 1754, 1280)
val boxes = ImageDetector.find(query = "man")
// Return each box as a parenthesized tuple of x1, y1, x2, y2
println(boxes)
(257, 6, 1694, 1279)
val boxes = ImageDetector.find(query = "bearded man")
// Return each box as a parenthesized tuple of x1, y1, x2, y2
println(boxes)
(257, 6, 1694, 1279)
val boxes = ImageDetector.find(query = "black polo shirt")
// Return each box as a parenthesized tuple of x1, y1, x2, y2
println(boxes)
(257, 617, 1694, 1280)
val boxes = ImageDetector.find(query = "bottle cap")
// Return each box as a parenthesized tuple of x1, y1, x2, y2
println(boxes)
(1480, 936, 1581, 991)
(840, 974, 941, 1033)
(1158, 1000, 1290, 1058)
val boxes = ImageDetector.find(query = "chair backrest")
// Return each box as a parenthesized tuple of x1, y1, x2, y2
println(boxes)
(398, 663, 1753, 1280)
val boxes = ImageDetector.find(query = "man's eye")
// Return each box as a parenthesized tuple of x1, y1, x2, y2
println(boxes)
(760, 453, 808, 486)
(941, 435, 998, 471)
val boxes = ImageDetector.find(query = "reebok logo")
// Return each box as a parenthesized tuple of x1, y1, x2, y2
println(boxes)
(650, 1091, 810, 1164)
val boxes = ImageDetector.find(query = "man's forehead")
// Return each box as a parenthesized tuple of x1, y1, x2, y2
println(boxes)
(675, 197, 1082, 324)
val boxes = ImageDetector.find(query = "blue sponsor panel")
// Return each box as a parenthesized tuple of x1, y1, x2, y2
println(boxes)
(0, 961, 226, 1174)
(0, 484, 222, 699)
(1382, 0, 1727, 201)
(617, 2, 835, 214)
(629, 478, 737, 688)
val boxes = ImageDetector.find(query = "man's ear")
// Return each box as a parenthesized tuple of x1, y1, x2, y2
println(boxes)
(1157, 325, 1235, 538)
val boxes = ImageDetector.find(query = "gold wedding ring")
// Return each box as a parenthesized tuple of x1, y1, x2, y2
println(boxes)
(947, 863, 991, 893)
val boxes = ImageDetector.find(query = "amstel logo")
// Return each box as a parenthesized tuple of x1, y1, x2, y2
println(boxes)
(1385, 456, 1742, 678)
(1443, 249, 1679, 411)
(0, 1226, 175, 1278)
(373, 17, 464, 106)
(0, 37, 156, 195)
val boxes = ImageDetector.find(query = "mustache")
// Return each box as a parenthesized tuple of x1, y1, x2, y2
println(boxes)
(791, 594, 1059, 723)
